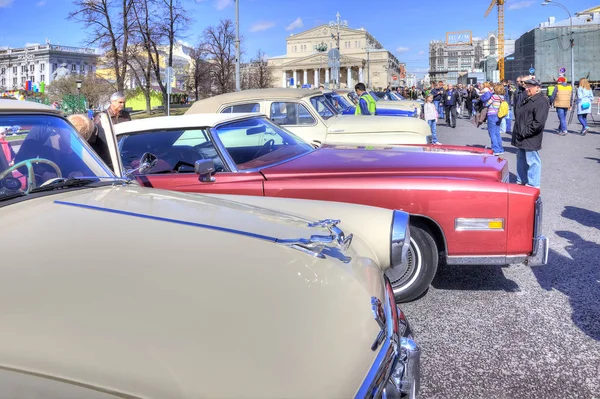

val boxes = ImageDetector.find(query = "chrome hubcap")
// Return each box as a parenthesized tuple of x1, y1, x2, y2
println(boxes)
(386, 237, 422, 292)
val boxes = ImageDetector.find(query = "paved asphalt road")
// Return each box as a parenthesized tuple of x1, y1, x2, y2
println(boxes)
(400, 107, 600, 399)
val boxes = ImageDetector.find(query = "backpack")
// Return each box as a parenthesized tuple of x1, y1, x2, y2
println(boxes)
(498, 100, 509, 118)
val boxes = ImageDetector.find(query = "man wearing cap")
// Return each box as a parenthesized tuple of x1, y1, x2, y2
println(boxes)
(511, 78, 549, 188)
(550, 76, 572, 135)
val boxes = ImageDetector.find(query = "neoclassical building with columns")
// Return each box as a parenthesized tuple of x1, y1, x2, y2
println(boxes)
(268, 22, 405, 89)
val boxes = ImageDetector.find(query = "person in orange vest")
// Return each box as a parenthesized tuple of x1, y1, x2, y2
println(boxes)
(550, 76, 572, 136)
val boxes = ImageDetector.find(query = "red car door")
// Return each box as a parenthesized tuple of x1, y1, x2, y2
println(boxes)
(136, 172, 264, 196)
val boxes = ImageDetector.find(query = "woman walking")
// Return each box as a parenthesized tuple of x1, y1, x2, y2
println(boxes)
(424, 95, 441, 145)
(480, 83, 505, 155)
(576, 78, 594, 136)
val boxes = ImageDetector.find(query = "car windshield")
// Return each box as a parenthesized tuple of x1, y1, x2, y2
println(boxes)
(368, 91, 382, 102)
(213, 117, 314, 170)
(347, 91, 359, 105)
(309, 95, 337, 120)
(323, 93, 353, 113)
(118, 116, 314, 174)
(0, 114, 115, 201)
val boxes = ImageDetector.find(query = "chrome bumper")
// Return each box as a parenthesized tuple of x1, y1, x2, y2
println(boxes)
(383, 306, 421, 399)
(526, 235, 548, 266)
(527, 197, 548, 266)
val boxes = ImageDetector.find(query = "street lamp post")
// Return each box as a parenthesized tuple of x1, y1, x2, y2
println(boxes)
(542, 0, 575, 100)
(329, 12, 348, 89)
(234, 0, 241, 91)
(76, 80, 82, 113)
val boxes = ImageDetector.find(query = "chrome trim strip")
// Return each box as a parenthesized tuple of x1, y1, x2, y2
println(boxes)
(445, 255, 527, 265)
(390, 210, 411, 269)
(531, 197, 543, 257)
(54, 201, 352, 261)
(455, 218, 505, 231)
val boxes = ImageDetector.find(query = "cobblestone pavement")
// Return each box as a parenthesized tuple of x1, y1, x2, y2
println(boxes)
(400, 108, 600, 399)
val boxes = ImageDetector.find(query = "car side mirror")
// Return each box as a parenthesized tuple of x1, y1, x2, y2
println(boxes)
(137, 152, 158, 174)
(124, 152, 158, 177)
(195, 159, 215, 182)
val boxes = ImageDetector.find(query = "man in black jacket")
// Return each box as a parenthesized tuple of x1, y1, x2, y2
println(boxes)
(511, 78, 549, 188)
(444, 83, 459, 128)
(431, 81, 445, 119)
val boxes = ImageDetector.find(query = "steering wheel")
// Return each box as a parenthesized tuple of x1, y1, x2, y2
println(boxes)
(253, 139, 275, 159)
(0, 158, 62, 194)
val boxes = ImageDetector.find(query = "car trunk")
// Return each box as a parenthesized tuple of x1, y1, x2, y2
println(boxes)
(262, 144, 508, 182)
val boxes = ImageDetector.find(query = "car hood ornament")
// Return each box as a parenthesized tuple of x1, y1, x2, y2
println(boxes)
(278, 219, 353, 260)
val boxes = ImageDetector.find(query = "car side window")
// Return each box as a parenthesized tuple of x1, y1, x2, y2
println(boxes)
(118, 129, 226, 173)
(270, 102, 315, 125)
(221, 103, 260, 113)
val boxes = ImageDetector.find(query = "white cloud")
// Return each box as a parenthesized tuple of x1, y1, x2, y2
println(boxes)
(396, 46, 410, 53)
(507, 1, 534, 10)
(285, 17, 303, 31)
(250, 21, 275, 32)
(37, 0, 46, 5)
(215, 0, 232, 10)
(0, 0, 14, 7)
(418, 50, 425, 55)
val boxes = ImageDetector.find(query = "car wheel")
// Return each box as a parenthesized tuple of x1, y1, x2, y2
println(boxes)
(385, 224, 438, 303)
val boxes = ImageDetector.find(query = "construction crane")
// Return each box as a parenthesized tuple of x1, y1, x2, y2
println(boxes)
(485, 0, 505, 80)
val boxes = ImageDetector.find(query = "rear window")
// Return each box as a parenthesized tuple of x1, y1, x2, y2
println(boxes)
(221, 103, 260, 113)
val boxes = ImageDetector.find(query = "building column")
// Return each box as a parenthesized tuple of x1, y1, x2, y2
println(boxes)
(303, 69, 308, 86)
(282, 70, 286, 88)
(325, 68, 330, 84)
(347, 67, 352, 88)
(359, 67, 363, 83)
(314, 69, 319, 86)
(292, 70, 297, 87)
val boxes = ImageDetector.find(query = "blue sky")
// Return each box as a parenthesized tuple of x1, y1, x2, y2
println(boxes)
(0, 0, 597, 77)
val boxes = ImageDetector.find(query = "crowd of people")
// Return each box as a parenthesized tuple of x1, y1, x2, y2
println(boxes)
(356, 75, 596, 189)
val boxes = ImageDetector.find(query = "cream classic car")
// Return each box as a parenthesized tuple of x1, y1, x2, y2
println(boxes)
(0, 99, 420, 398)
(186, 88, 431, 145)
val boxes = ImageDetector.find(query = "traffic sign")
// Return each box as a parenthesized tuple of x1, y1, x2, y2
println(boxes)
(328, 48, 341, 68)
(165, 66, 174, 94)
(529, 67, 535, 75)
(392, 76, 398, 81)
(559, 67, 566, 74)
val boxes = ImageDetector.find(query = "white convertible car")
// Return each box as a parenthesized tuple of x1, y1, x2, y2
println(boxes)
(0, 99, 420, 398)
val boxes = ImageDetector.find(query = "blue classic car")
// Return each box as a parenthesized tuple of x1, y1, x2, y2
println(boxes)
(323, 91, 417, 118)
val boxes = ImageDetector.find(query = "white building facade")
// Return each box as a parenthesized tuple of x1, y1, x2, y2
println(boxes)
(268, 23, 405, 90)
(0, 42, 99, 91)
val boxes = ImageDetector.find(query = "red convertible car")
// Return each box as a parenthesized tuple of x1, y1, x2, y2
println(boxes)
(112, 113, 548, 302)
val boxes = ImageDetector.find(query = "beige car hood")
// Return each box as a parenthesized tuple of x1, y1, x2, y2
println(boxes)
(381, 100, 420, 110)
(0, 186, 382, 398)
(325, 114, 429, 136)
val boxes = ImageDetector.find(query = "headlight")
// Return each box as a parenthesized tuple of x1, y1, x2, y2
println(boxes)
(390, 210, 411, 270)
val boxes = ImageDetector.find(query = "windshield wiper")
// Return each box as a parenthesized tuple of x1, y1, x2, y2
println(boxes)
(0, 191, 27, 202)
(30, 177, 100, 193)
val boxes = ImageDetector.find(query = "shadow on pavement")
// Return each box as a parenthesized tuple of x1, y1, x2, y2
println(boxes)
(562, 206, 600, 231)
(532, 231, 600, 341)
(431, 264, 520, 292)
